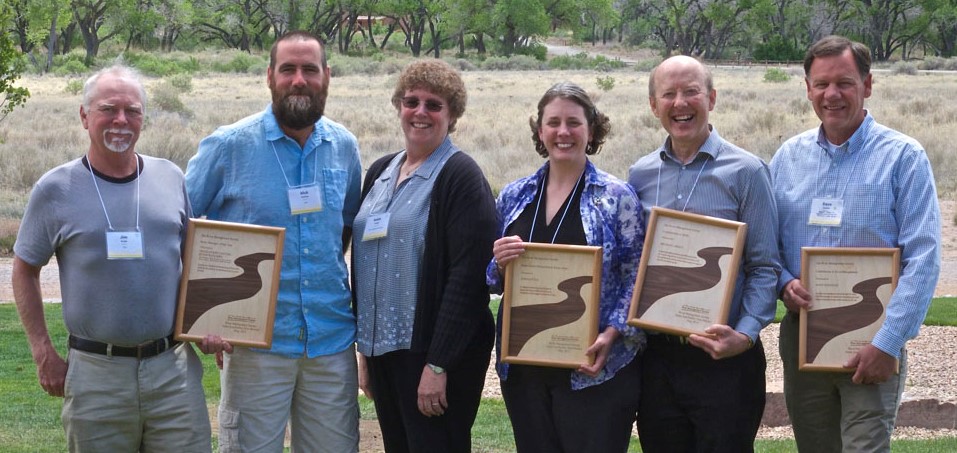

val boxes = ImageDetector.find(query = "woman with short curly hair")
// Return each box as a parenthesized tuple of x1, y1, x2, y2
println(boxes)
(352, 59, 497, 452)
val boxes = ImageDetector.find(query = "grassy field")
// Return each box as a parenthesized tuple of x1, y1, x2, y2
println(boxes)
(2, 302, 956, 452)
(1, 67, 956, 248)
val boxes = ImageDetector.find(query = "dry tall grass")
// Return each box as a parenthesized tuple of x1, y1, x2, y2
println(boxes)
(1, 68, 954, 230)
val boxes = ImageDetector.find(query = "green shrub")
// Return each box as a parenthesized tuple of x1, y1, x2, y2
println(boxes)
(753, 36, 804, 62)
(592, 55, 626, 72)
(505, 55, 542, 70)
(514, 43, 547, 61)
(633, 58, 660, 72)
(150, 83, 192, 117)
(52, 60, 89, 77)
(919, 57, 946, 70)
(763, 67, 791, 83)
(212, 53, 266, 74)
(548, 52, 591, 70)
(167, 73, 193, 93)
(892, 61, 918, 75)
(480, 56, 510, 70)
(447, 58, 478, 72)
(596, 75, 616, 91)
(64, 79, 84, 95)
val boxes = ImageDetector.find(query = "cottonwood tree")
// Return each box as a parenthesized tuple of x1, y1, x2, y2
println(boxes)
(0, 4, 30, 123)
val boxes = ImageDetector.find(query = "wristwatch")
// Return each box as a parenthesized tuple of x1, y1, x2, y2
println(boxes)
(427, 363, 445, 375)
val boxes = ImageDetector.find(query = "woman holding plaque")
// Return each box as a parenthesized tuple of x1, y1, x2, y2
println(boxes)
(487, 82, 645, 452)
(351, 59, 497, 453)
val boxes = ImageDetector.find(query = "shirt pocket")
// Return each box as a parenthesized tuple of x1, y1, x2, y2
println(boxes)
(322, 169, 348, 212)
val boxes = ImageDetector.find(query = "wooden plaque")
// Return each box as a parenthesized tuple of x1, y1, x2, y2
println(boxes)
(501, 243, 602, 368)
(627, 207, 747, 336)
(799, 247, 900, 372)
(175, 219, 284, 348)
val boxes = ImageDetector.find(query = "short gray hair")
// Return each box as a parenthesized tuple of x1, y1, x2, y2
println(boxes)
(82, 65, 147, 112)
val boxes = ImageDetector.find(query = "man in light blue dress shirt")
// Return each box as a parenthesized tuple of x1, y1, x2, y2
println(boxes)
(772, 35, 941, 452)
(629, 55, 780, 452)
(186, 32, 362, 452)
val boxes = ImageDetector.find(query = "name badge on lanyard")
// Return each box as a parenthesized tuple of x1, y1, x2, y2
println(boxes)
(362, 213, 390, 241)
(288, 184, 323, 215)
(106, 230, 145, 260)
(808, 197, 844, 227)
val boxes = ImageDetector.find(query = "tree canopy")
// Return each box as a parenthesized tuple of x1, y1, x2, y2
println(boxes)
(4, 0, 956, 69)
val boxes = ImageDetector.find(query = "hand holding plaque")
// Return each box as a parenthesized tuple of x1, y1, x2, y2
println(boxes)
(175, 219, 284, 348)
(627, 207, 746, 336)
(798, 247, 900, 372)
(501, 243, 601, 368)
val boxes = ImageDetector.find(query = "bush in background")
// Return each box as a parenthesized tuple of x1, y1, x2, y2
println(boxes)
(596, 75, 616, 91)
(150, 83, 192, 117)
(892, 61, 919, 75)
(64, 79, 83, 95)
(763, 67, 791, 83)
(167, 73, 193, 93)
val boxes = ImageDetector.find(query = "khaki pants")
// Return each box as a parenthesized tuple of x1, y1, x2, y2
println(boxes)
(780, 312, 906, 453)
(217, 345, 359, 453)
(63, 343, 211, 453)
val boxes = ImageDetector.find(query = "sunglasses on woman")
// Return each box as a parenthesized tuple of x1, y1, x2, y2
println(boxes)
(401, 97, 444, 112)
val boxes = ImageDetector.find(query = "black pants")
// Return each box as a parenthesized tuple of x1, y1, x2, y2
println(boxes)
(637, 335, 766, 453)
(501, 357, 641, 453)
(366, 349, 489, 453)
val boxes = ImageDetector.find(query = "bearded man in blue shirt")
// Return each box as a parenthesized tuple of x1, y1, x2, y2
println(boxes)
(772, 35, 941, 452)
(186, 31, 362, 452)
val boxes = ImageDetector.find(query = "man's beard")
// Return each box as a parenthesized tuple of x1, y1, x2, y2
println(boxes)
(272, 87, 326, 130)
(103, 128, 134, 153)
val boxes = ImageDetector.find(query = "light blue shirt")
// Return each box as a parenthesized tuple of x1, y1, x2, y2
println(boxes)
(487, 160, 646, 390)
(186, 106, 362, 358)
(770, 112, 941, 358)
(629, 128, 781, 342)
(353, 140, 458, 356)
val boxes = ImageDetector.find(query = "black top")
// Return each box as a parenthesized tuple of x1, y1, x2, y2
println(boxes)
(506, 167, 587, 246)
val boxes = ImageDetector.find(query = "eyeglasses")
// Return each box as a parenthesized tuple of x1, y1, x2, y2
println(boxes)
(401, 97, 444, 112)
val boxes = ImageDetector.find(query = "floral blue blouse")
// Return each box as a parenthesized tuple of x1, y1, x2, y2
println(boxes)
(486, 160, 646, 390)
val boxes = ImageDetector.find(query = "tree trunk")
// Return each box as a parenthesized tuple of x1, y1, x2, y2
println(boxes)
(45, 11, 59, 73)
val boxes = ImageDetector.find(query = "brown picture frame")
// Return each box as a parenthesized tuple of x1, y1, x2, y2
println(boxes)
(501, 243, 602, 368)
(627, 207, 747, 336)
(799, 247, 900, 372)
(175, 219, 285, 348)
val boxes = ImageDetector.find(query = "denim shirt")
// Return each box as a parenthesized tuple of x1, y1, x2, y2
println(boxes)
(186, 106, 362, 358)
(486, 160, 646, 390)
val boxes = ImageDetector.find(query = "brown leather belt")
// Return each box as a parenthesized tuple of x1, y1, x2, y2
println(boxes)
(69, 334, 178, 359)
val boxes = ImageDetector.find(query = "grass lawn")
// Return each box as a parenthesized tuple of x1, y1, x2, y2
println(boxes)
(2, 302, 955, 452)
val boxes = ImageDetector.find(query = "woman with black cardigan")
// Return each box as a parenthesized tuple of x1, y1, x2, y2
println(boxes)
(351, 59, 497, 453)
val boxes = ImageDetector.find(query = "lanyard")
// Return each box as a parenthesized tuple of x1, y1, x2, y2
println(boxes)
(271, 140, 319, 189)
(529, 167, 585, 244)
(88, 154, 140, 232)
(655, 153, 708, 212)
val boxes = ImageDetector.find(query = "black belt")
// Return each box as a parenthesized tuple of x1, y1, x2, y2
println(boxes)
(69, 334, 178, 359)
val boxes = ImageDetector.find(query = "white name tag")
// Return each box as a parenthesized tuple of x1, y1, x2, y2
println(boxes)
(808, 197, 844, 227)
(288, 185, 323, 215)
(106, 231, 145, 260)
(362, 213, 390, 241)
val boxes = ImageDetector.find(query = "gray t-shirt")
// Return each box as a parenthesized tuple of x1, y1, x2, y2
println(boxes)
(15, 155, 190, 346)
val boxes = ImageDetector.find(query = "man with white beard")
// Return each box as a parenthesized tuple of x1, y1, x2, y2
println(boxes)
(186, 31, 362, 453)
(12, 65, 223, 452)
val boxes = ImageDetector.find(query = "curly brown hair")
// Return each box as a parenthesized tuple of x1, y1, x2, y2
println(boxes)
(529, 82, 610, 158)
(391, 59, 467, 132)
